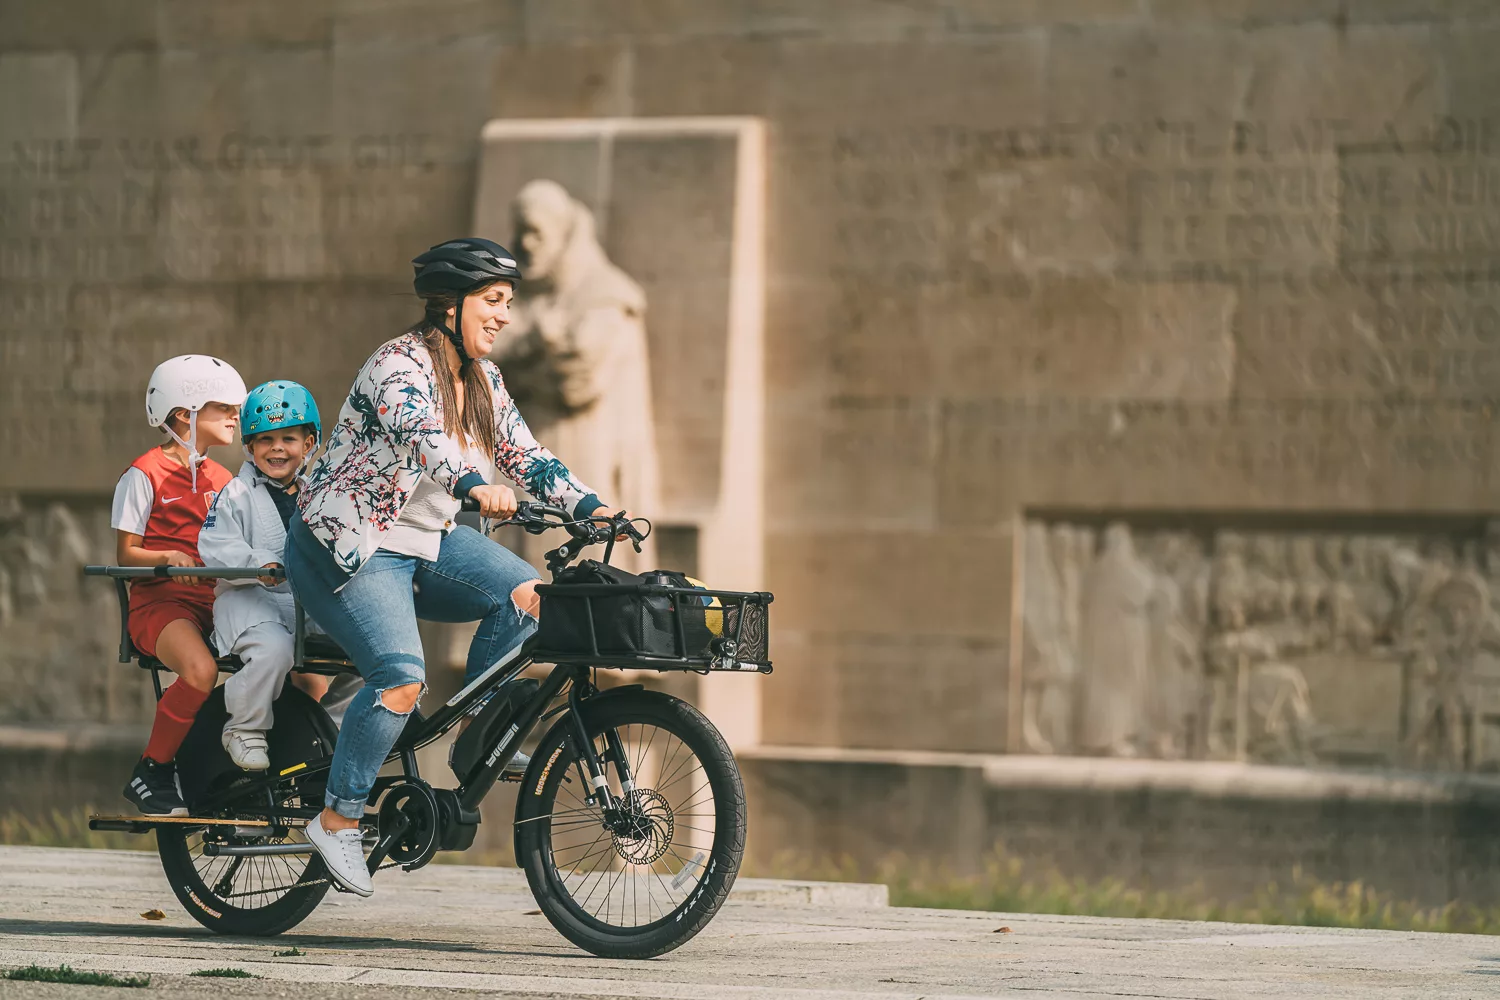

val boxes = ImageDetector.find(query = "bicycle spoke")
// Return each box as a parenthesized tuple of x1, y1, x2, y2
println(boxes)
(539, 718, 719, 929)
(184, 815, 317, 909)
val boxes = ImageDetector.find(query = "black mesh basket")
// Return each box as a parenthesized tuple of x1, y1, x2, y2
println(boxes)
(532, 583, 772, 672)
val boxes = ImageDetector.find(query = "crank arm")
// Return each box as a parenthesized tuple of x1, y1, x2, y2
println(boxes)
(365, 812, 411, 873)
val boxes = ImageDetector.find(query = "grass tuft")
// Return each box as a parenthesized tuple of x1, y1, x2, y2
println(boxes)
(4, 964, 150, 987)
(272, 947, 305, 957)
(750, 846, 1500, 937)
(189, 968, 257, 978)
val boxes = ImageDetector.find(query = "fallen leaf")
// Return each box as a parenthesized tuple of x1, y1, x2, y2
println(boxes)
(994, 926, 1012, 934)
(523, 910, 541, 916)
(141, 909, 166, 921)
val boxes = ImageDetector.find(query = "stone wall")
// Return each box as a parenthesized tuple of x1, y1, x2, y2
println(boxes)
(740, 747, 1500, 909)
(3, 1, 1500, 761)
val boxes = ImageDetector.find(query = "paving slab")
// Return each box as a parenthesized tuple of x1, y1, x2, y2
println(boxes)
(1, 847, 1497, 999)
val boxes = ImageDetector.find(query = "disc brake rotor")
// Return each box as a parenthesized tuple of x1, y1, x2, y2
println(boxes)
(610, 788, 674, 866)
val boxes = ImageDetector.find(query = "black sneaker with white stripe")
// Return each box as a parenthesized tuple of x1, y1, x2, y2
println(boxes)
(124, 757, 188, 816)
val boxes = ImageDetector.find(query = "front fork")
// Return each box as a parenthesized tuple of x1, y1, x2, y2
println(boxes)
(565, 676, 637, 814)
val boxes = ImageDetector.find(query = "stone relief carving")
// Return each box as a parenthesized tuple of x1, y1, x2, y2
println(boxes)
(0, 495, 151, 725)
(1020, 517, 1500, 771)
(490, 179, 661, 572)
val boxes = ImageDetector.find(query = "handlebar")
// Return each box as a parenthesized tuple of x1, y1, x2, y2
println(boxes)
(459, 499, 648, 563)
(84, 566, 285, 580)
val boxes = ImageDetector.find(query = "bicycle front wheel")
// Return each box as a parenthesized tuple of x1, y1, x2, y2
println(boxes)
(514, 689, 745, 958)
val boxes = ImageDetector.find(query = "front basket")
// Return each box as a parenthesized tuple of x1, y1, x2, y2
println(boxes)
(532, 583, 772, 672)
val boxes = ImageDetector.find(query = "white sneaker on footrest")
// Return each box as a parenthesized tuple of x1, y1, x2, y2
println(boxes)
(502, 751, 531, 781)
(223, 730, 270, 771)
(307, 815, 373, 897)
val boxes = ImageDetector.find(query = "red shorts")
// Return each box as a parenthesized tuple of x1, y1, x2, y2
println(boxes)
(129, 590, 215, 659)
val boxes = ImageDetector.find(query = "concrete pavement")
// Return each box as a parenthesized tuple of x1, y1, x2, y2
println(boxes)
(1, 847, 1497, 999)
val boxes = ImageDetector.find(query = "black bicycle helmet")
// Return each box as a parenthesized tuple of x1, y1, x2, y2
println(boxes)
(411, 237, 523, 361)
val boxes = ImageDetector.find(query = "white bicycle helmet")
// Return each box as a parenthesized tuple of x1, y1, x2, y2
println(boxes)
(145, 355, 248, 490)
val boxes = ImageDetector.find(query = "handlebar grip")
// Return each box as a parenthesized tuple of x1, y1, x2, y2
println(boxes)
(460, 497, 480, 513)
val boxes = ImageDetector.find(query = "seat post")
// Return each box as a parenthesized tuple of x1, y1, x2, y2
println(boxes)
(151, 668, 164, 701)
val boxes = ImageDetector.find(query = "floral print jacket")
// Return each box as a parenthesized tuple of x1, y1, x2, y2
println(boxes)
(300, 332, 600, 575)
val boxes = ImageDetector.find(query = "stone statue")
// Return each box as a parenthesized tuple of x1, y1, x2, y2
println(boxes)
(1483, 520, 1500, 583)
(1143, 533, 1202, 758)
(1020, 522, 1074, 754)
(491, 179, 661, 571)
(1074, 523, 1154, 756)
(1402, 574, 1489, 769)
(1316, 536, 1375, 652)
(1245, 660, 1318, 764)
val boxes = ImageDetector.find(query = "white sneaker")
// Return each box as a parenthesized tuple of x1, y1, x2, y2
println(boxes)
(223, 730, 270, 771)
(502, 750, 531, 781)
(307, 815, 373, 897)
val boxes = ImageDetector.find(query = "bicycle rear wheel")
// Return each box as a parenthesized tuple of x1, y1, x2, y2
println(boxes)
(156, 685, 335, 936)
(514, 689, 745, 958)
(157, 814, 329, 936)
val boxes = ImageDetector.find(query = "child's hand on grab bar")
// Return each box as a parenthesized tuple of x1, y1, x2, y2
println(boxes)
(162, 549, 203, 584)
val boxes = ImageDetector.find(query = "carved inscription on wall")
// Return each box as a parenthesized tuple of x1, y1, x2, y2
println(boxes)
(1018, 517, 1500, 771)
(0, 133, 469, 491)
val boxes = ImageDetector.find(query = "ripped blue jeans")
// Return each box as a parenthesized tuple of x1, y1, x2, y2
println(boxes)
(285, 519, 540, 819)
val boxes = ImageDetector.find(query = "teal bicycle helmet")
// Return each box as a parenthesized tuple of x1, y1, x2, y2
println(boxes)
(242, 380, 321, 442)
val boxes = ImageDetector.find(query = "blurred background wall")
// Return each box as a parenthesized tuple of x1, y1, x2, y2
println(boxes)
(3, 0, 1500, 902)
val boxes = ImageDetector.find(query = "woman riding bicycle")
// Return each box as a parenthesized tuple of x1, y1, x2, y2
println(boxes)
(285, 237, 628, 896)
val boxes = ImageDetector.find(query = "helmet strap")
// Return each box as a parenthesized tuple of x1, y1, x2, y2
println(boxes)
(432, 293, 472, 366)
(163, 410, 206, 493)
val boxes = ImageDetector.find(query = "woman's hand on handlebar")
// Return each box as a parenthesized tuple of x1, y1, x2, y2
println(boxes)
(592, 506, 637, 542)
(467, 484, 518, 518)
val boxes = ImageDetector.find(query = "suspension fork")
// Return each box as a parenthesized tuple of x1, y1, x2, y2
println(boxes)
(564, 672, 635, 812)
(604, 728, 636, 795)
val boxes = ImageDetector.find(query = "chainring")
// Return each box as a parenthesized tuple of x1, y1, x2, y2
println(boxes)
(376, 780, 441, 870)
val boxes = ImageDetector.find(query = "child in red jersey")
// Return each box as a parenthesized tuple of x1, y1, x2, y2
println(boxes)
(111, 355, 248, 815)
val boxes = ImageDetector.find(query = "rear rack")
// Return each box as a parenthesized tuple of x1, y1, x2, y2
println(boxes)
(88, 814, 280, 834)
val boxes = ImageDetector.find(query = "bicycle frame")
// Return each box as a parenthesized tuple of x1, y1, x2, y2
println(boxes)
(84, 513, 644, 840)
(84, 503, 738, 864)
(85, 504, 766, 953)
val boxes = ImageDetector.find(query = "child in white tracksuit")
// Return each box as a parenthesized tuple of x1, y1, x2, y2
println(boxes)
(198, 380, 335, 770)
